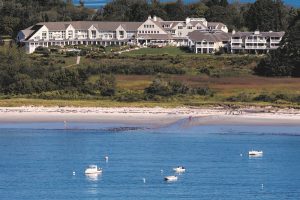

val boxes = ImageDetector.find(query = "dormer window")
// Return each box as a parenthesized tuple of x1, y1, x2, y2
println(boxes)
(178, 26, 183, 29)
(188, 26, 192, 29)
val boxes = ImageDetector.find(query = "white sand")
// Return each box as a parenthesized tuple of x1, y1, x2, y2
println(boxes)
(0, 106, 299, 126)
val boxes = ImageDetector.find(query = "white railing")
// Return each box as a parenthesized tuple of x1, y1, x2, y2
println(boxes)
(245, 46, 266, 49)
(231, 45, 242, 48)
(246, 39, 266, 43)
(196, 44, 214, 48)
(231, 39, 242, 43)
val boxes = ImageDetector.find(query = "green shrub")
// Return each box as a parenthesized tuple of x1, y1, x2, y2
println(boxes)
(227, 92, 253, 102)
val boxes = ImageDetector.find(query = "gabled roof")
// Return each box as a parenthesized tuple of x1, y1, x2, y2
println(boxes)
(207, 22, 226, 29)
(24, 25, 44, 40)
(188, 31, 230, 42)
(21, 29, 34, 38)
(37, 22, 71, 30)
(34, 21, 143, 32)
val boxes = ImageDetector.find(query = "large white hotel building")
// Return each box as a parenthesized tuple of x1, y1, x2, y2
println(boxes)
(17, 16, 284, 54)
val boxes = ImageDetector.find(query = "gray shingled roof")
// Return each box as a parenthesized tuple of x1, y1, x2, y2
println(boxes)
(233, 31, 285, 38)
(188, 31, 230, 42)
(207, 22, 226, 29)
(34, 21, 143, 32)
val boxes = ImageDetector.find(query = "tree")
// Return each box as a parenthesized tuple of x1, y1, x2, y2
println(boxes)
(245, 0, 290, 31)
(255, 12, 300, 77)
(79, 0, 84, 7)
(220, 0, 228, 7)
(163, 0, 187, 20)
(188, 2, 209, 18)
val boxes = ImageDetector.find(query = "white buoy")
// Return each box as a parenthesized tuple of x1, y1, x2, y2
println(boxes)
(240, 153, 243, 157)
(261, 184, 264, 189)
(160, 169, 164, 174)
(143, 178, 146, 183)
(105, 156, 109, 162)
(73, 171, 76, 175)
(64, 120, 67, 129)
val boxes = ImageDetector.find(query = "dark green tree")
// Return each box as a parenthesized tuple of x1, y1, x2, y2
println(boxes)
(255, 12, 300, 77)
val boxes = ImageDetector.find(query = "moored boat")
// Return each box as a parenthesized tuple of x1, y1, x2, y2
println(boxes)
(248, 150, 263, 157)
(85, 165, 102, 174)
(164, 176, 178, 182)
(173, 166, 186, 173)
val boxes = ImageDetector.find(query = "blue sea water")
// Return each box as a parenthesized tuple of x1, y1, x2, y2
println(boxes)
(0, 122, 300, 199)
(72, 0, 300, 8)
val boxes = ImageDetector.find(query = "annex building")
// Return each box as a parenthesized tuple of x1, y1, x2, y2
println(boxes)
(17, 16, 284, 54)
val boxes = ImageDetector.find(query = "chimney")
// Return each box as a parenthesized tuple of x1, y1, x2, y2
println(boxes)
(232, 29, 236, 35)
(186, 17, 191, 24)
(148, 15, 152, 20)
(153, 16, 157, 21)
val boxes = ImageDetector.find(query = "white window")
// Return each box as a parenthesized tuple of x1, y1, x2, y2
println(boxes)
(49, 32, 53, 39)
(92, 30, 96, 39)
(42, 31, 47, 40)
(68, 30, 73, 39)
(62, 31, 66, 39)
(178, 26, 183, 29)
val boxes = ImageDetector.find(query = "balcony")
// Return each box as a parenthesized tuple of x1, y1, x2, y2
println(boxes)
(231, 39, 242, 43)
(245, 39, 266, 43)
(196, 44, 214, 48)
(231, 45, 243, 49)
(245, 45, 267, 49)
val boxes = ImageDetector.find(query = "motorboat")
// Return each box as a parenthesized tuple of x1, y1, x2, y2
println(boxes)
(173, 166, 186, 173)
(85, 165, 102, 174)
(249, 150, 263, 157)
(164, 176, 178, 182)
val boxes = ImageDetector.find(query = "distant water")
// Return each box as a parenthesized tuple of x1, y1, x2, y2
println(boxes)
(1, 122, 300, 199)
(72, 0, 299, 8)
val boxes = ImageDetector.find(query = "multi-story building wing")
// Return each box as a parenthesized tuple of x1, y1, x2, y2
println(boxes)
(231, 31, 285, 53)
(188, 31, 231, 54)
(17, 21, 142, 53)
(17, 16, 284, 54)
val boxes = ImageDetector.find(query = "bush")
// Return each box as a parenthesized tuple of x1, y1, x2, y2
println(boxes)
(34, 46, 50, 56)
(66, 51, 78, 57)
(191, 87, 214, 96)
(83, 64, 185, 75)
(145, 78, 191, 97)
(115, 91, 144, 102)
(227, 92, 253, 102)
(253, 94, 273, 102)
(93, 74, 116, 96)
(254, 52, 294, 77)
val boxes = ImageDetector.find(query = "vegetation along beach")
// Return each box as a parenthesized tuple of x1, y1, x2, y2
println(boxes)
(0, 0, 300, 199)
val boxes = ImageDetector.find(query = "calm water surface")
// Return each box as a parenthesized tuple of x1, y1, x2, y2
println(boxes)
(0, 122, 300, 199)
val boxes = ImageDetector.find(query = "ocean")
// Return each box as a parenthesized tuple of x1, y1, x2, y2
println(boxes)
(0, 122, 300, 199)
(72, 0, 300, 8)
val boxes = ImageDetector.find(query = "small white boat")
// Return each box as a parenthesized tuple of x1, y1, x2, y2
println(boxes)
(85, 165, 102, 174)
(249, 150, 263, 157)
(164, 176, 178, 182)
(173, 166, 186, 173)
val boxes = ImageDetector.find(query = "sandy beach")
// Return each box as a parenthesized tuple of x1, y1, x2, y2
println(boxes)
(0, 106, 300, 126)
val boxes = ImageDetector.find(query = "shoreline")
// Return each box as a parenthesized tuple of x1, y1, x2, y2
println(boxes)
(0, 106, 300, 126)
